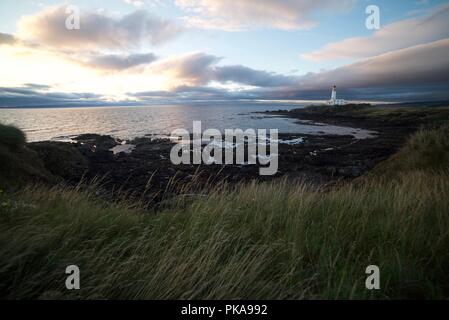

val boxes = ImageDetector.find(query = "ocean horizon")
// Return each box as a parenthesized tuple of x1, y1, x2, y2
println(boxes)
(0, 101, 378, 142)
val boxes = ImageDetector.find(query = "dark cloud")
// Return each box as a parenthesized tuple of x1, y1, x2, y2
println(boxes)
(132, 38, 449, 102)
(245, 84, 449, 102)
(0, 86, 118, 108)
(144, 41, 449, 101)
(295, 39, 449, 92)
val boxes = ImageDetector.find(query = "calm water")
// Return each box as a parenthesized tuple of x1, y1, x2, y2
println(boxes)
(0, 102, 375, 142)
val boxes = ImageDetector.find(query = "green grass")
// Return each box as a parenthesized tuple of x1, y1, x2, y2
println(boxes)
(0, 125, 448, 299)
(368, 123, 449, 177)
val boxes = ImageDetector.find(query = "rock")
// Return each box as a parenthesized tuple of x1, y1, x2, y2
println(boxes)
(28, 141, 89, 181)
(74, 134, 117, 151)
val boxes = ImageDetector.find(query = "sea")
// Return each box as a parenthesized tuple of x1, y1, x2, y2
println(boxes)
(0, 102, 376, 142)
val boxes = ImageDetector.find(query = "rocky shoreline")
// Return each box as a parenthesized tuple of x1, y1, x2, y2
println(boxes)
(25, 103, 448, 203)
(29, 132, 361, 204)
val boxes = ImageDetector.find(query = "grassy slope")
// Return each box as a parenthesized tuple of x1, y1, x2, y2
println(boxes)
(0, 124, 52, 188)
(290, 104, 449, 128)
(0, 123, 448, 299)
(368, 124, 449, 177)
(0, 124, 89, 189)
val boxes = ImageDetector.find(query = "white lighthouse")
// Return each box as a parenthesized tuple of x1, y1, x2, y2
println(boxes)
(328, 85, 345, 106)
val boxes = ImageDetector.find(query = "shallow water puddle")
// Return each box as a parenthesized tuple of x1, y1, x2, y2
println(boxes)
(110, 144, 136, 155)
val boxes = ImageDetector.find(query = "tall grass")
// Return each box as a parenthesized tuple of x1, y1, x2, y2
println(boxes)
(368, 123, 449, 177)
(0, 126, 448, 299)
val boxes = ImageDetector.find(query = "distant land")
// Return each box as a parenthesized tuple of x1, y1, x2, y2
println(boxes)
(1, 99, 449, 109)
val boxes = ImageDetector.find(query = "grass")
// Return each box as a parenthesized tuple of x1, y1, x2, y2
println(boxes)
(0, 124, 53, 188)
(0, 123, 89, 189)
(294, 104, 449, 127)
(368, 123, 449, 177)
(0, 124, 448, 299)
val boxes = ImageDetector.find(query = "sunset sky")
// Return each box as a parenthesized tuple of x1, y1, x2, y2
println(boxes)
(1, 0, 449, 107)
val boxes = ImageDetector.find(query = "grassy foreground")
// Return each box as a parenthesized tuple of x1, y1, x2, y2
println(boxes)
(0, 124, 448, 299)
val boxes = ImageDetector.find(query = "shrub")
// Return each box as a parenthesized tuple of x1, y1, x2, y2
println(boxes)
(0, 124, 26, 151)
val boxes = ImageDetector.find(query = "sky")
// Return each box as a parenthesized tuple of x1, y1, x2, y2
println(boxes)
(1, 0, 449, 107)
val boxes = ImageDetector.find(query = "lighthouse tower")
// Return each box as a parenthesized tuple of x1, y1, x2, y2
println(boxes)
(331, 85, 337, 101)
(328, 85, 345, 106)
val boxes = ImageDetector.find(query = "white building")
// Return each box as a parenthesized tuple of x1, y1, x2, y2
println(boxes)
(328, 85, 346, 106)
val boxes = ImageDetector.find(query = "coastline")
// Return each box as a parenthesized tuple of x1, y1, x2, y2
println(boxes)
(1, 104, 449, 299)
(13, 103, 447, 203)
(5, 103, 446, 204)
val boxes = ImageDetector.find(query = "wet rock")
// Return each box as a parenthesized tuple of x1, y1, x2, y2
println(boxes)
(75, 134, 117, 151)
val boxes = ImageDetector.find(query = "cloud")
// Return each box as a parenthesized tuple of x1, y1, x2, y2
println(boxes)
(0, 85, 114, 108)
(0, 33, 158, 72)
(297, 39, 449, 90)
(272, 38, 448, 101)
(17, 6, 182, 50)
(147, 52, 297, 88)
(129, 85, 265, 102)
(302, 3, 449, 61)
(130, 85, 236, 100)
(78, 52, 158, 71)
(214, 65, 296, 87)
(23, 83, 52, 90)
(5, 33, 449, 109)
(148, 52, 220, 86)
(0, 32, 17, 45)
(3, 40, 448, 103)
(134, 39, 449, 102)
(175, 0, 355, 31)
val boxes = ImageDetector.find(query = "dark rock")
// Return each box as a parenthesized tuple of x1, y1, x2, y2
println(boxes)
(74, 134, 117, 151)
(28, 141, 89, 181)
